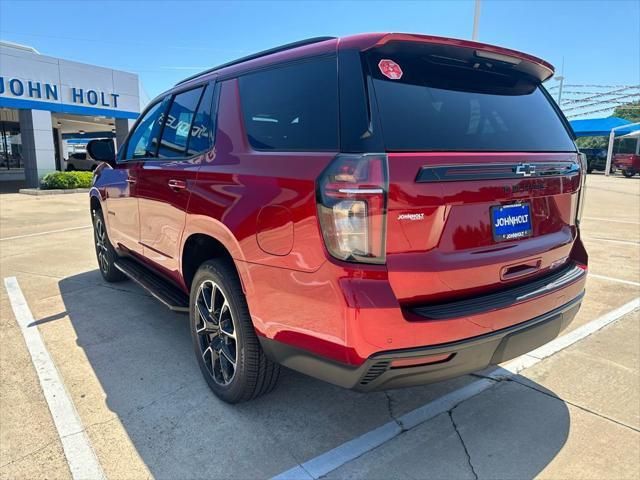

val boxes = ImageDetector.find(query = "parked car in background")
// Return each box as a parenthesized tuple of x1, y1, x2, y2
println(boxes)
(579, 147, 614, 173)
(88, 33, 588, 404)
(613, 153, 640, 178)
(66, 148, 105, 171)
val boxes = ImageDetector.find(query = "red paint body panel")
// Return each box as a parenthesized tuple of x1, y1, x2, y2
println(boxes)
(189, 79, 332, 273)
(137, 158, 200, 279)
(101, 163, 143, 255)
(244, 253, 585, 365)
(385, 152, 580, 303)
(91, 32, 586, 379)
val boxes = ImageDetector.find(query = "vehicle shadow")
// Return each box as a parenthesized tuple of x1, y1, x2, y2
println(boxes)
(58, 270, 571, 480)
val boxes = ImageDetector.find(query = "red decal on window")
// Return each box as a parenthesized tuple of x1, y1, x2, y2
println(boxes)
(378, 59, 403, 80)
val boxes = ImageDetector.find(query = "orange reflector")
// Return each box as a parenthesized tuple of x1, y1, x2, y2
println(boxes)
(390, 353, 454, 369)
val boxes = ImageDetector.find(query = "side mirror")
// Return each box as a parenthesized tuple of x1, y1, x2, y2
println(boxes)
(86, 139, 116, 167)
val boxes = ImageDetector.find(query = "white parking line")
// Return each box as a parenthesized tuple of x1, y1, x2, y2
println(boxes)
(582, 237, 640, 246)
(583, 216, 640, 225)
(589, 273, 640, 287)
(519, 298, 640, 362)
(0, 225, 92, 241)
(272, 297, 640, 480)
(3, 277, 105, 480)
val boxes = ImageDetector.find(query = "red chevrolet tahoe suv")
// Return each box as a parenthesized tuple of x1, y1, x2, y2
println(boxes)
(88, 33, 588, 403)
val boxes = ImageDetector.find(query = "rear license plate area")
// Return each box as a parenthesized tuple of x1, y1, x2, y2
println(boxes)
(491, 203, 532, 242)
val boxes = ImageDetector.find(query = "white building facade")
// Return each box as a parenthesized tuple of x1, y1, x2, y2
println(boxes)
(0, 41, 141, 187)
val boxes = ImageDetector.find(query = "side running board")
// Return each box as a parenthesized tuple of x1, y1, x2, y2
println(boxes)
(114, 257, 189, 313)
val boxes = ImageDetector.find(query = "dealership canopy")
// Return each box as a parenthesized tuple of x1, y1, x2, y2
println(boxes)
(569, 117, 640, 137)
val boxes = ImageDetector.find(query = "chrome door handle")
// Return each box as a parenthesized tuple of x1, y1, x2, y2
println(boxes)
(126, 177, 137, 184)
(168, 179, 187, 191)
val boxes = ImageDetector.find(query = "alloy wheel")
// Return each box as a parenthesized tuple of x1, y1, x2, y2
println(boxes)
(94, 216, 109, 274)
(195, 280, 237, 386)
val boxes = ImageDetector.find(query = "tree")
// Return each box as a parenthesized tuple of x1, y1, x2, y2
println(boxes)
(576, 136, 607, 149)
(613, 102, 640, 123)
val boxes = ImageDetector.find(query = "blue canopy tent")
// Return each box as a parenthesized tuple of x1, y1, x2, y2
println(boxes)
(569, 117, 640, 137)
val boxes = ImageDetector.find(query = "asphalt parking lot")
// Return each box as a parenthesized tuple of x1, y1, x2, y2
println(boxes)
(1, 173, 639, 480)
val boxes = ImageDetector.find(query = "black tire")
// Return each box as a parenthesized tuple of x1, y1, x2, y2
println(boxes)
(190, 259, 280, 403)
(67, 164, 76, 171)
(622, 169, 636, 178)
(92, 208, 126, 282)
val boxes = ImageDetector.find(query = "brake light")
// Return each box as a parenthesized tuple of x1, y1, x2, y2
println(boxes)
(316, 154, 388, 264)
(576, 153, 588, 224)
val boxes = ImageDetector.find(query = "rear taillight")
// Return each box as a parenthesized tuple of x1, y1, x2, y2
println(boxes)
(316, 154, 388, 264)
(576, 153, 588, 224)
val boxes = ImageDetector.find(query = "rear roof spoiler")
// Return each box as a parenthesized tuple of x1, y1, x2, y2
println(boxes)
(341, 33, 555, 83)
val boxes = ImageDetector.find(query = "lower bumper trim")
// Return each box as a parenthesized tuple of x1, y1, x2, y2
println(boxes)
(259, 292, 584, 392)
(410, 262, 585, 320)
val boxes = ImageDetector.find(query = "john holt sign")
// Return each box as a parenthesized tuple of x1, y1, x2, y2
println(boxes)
(0, 77, 120, 108)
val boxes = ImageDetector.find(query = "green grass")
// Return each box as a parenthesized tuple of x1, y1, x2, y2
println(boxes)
(40, 171, 94, 190)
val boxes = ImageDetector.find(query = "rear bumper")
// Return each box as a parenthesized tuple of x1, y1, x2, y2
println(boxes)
(614, 163, 636, 170)
(245, 253, 587, 365)
(259, 291, 583, 391)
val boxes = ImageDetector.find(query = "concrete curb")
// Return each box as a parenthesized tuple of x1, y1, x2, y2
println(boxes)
(19, 188, 91, 196)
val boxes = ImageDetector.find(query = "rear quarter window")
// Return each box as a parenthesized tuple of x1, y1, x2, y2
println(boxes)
(238, 56, 339, 151)
(366, 52, 575, 152)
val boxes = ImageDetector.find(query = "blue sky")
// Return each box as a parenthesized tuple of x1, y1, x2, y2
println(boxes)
(1, 0, 639, 106)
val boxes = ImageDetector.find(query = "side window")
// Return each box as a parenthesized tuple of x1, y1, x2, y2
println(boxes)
(186, 83, 216, 156)
(238, 56, 338, 151)
(125, 99, 168, 160)
(157, 87, 204, 158)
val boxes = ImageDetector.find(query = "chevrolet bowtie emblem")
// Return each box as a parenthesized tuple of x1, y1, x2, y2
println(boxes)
(515, 163, 536, 177)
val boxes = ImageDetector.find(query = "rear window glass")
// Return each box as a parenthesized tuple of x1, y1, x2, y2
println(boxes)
(366, 52, 575, 152)
(239, 56, 338, 151)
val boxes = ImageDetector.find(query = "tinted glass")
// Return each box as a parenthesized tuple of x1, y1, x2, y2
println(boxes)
(0, 121, 23, 169)
(239, 56, 338, 151)
(125, 99, 167, 160)
(366, 53, 575, 152)
(186, 84, 215, 156)
(157, 87, 204, 158)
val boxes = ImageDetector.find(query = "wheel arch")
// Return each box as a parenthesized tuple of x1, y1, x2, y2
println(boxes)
(90, 193, 101, 213)
(181, 232, 249, 294)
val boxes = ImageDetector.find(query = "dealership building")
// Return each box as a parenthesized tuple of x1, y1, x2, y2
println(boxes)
(0, 41, 142, 188)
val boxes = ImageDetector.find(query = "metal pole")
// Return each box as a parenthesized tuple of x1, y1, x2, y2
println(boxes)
(557, 76, 565, 105)
(556, 58, 565, 106)
(472, 0, 481, 41)
(605, 129, 616, 177)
